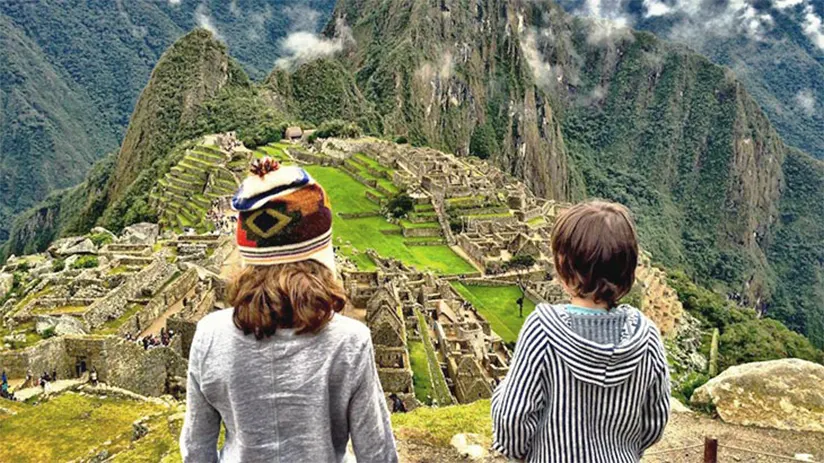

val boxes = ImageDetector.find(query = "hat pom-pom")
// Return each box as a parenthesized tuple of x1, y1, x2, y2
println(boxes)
(250, 157, 280, 178)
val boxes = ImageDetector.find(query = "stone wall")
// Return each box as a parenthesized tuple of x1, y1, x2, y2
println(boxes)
(103, 340, 188, 397)
(116, 268, 196, 337)
(168, 317, 197, 360)
(377, 367, 413, 394)
(0, 337, 68, 379)
(402, 227, 442, 238)
(83, 260, 175, 330)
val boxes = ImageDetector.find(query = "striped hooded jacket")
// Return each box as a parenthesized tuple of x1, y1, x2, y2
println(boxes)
(492, 304, 670, 463)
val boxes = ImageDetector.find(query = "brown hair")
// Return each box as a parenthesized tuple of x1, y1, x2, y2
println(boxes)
(228, 260, 346, 339)
(551, 201, 638, 308)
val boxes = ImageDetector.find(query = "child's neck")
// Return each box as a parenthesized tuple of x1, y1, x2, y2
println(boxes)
(569, 296, 609, 310)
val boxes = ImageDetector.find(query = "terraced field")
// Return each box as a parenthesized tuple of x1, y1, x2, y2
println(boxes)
(153, 143, 237, 233)
(305, 165, 475, 275)
(449, 283, 537, 343)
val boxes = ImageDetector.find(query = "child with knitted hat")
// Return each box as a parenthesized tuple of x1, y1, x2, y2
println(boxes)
(180, 158, 398, 463)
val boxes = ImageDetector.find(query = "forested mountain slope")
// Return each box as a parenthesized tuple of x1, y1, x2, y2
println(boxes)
(554, 0, 824, 159)
(3, 0, 824, 347)
(0, 0, 336, 240)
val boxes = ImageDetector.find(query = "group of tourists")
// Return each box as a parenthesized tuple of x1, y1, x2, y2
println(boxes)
(125, 327, 174, 350)
(207, 199, 236, 235)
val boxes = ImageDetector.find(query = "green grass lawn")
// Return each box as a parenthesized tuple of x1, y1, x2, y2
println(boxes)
(392, 400, 491, 447)
(0, 393, 166, 463)
(306, 166, 475, 275)
(450, 283, 537, 343)
(408, 340, 433, 405)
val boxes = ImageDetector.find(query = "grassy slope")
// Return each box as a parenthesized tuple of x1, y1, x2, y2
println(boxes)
(450, 283, 537, 343)
(0, 393, 165, 463)
(305, 166, 476, 275)
(408, 340, 434, 404)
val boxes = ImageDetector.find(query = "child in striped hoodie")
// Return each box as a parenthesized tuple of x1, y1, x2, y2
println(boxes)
(492, 201, 670, 463)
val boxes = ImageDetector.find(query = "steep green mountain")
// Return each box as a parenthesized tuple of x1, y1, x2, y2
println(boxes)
(0, 0, 336, 239)
(4, 0, 823, 347)
(0, 15, 118, 242)
(3, 29, 250, 257)
(553, 0, 824, 159)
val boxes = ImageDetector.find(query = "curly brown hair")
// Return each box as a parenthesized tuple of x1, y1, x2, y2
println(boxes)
(551, 201, 639, 308)
(228, 260, 346, 339)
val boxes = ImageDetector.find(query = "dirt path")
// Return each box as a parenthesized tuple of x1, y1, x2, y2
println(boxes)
(393, 411, 824, 462)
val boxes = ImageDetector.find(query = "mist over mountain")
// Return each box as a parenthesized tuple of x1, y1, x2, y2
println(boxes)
(552, 0, 824, 159)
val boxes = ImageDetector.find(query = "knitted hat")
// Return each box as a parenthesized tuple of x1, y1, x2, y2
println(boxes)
(231, 157, 335, 275)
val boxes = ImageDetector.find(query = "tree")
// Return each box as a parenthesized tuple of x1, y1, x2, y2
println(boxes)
(386, 192, 415, 218)
(509, 254, 536, 270)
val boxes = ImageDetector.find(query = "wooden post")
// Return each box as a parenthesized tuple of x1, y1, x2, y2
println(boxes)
(704, 437, 718, 463)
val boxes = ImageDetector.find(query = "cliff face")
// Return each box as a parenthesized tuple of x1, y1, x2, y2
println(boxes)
(2, 29, 243, 259)
(109, 29, 237, 201)
(316, 0, 572, 200)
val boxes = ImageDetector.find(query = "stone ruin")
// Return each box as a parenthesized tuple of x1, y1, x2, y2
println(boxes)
(0, 223, 232, 397)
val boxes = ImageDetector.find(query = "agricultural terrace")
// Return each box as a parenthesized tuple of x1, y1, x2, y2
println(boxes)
(450, 283, 537, 343)
(304, 166, 476, 275)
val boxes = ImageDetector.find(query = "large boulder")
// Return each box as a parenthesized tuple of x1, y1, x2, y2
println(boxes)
(0, 273, 13, 297)
(49, 237, 97, 257)
(35, 315, 88, 336)
(691, 358, 824, 432)
(120, 223, 159, 245)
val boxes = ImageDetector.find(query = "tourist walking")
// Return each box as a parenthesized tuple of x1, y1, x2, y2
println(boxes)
(89, 368, 98, 387)
(180, 159, 398, 463)
(388, 393, 407, 413)
(492, 201, 670, 463)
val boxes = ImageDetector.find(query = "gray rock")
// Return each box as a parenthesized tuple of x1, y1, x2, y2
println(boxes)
(35, 315, 87, 336)
(2, 333, 26, 344)
(51, 237, 97, 257)
(121, 223, 159, 245)
(0, 273, 13, 297)
(692, 358, 824, 433)
(450, 433, 487, 460)
(91, 227, 116, 238)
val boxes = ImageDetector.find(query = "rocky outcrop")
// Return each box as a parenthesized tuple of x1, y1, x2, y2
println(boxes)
(49, 237, 96, 257)
(0, 272, 13, 297)
(35, 315, 88, 336)
(120, 223, 159, 246)
(691, 358, 824, 433)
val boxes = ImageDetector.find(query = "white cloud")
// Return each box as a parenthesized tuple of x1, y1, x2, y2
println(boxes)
(284, 5, 322, 32)
(195, 3, 222, 41)
(796, 89, 816, 116)
(774, 0, 804, 9)
(169, 0, 182, 5)
(802, 4, 824, 49)
(274, 17, 353, 69)
(643, 0, 673, 18)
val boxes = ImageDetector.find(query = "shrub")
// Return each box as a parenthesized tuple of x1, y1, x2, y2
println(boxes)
(71, 255, 99, 269)
(40, 327, 56, 339)
(394, 135, 408, 144)
(673, 371, 709, 404)
(52, 259, 65, 272)
(386, 192, 415, 218)
(307, 119, 363, 143)
(508, 254, 536, 270)
(449, 217, 464, 234)
(719, 319, 823, 369)
(87, 232, 113, 247)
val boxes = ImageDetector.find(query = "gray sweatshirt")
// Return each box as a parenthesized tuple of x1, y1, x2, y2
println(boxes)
(179, 309, 399, 463)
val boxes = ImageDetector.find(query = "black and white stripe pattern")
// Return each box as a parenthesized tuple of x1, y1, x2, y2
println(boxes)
(492, 304, 670, 463)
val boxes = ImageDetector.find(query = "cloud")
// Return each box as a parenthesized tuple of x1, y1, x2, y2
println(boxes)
(802, 3, 824, 49)
(247, 7, 273, 41)
(195, 3, 222, 41)
(284, 5, 322, 32)
(774, 0, 804, 9)
(796, 89, 816, 116)
(274, 17, 353, 69)
(169, 0, 182, 4)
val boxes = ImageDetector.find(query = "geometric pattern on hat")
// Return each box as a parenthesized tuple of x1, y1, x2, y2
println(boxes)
(232, 160, 335, 274)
